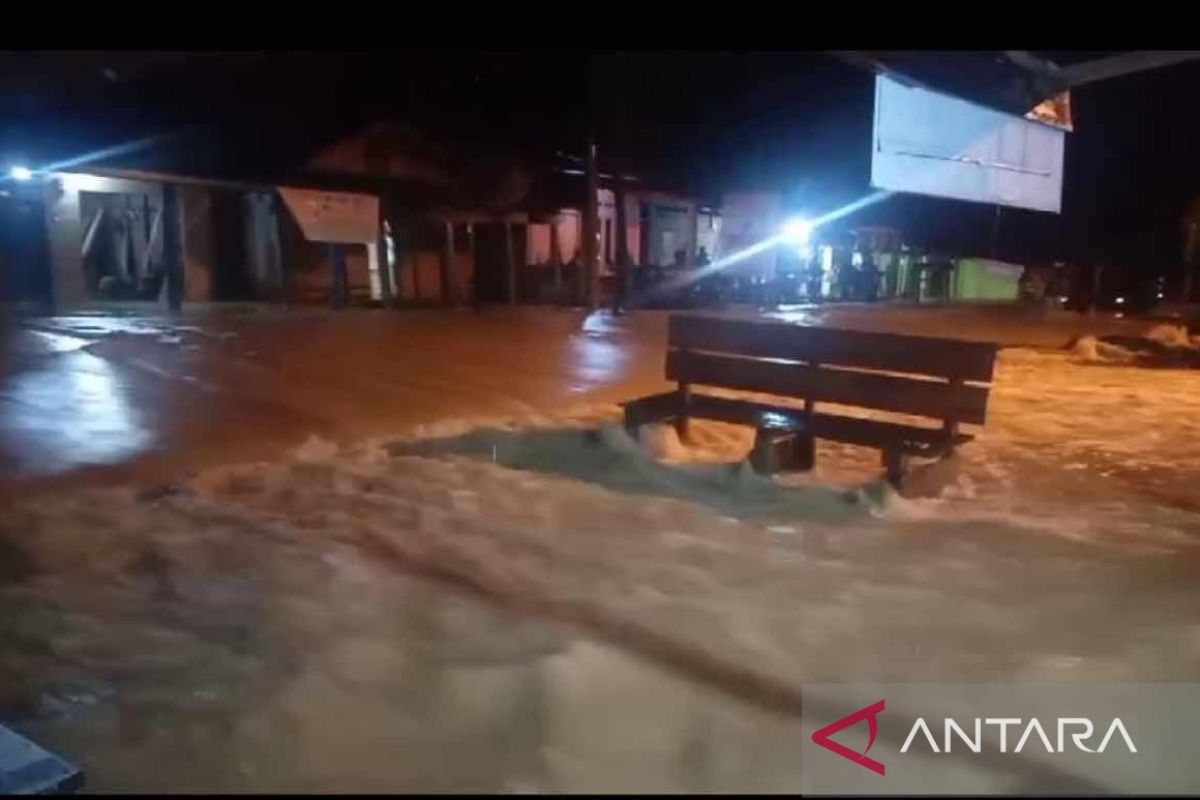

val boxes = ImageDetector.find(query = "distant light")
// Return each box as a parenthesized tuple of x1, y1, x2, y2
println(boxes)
(560, 168, 585, 176)
(1157, 292, 1164, 300)
(59, 172, 113, 193)
(1058, 295, 1069, 303)
(1115, 296, 1125, 305)
(781, 217, 813, 246)
(9, 166, 33, 181)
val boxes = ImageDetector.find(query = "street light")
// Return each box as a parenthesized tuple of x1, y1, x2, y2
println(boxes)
(9, 166, 34, 181)
(781, 217, 814, 246)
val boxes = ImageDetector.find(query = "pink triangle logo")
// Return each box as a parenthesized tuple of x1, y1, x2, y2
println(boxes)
(811, 699, 886, 776)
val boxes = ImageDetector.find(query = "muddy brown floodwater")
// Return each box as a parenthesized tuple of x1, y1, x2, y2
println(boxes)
(2, 303, 1198, 791)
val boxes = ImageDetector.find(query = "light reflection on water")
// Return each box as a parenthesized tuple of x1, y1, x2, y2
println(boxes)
(567, 312, 631, 393)
(1, 351, 152, 474)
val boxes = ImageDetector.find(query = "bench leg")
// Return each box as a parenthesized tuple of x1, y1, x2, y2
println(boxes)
(750, 429, 779, 474)
(673, 384, 691, 443)
(794, 433, 815, 472)
(622, 390, 682, 439)
(751, 429, 814, 475)
(623, 404, 641, 438)
(882, 448, 910, 487)
(889, 448, 961, 498)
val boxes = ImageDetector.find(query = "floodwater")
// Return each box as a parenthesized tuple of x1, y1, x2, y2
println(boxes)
(2, 303, 1199, 791)
(0, 303, 1153, 492)
(0, 307, 664, 493)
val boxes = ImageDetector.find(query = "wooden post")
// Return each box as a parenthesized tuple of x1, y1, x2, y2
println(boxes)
(549, 214, 563, 293)
(161, 184, 183, 312)
(400, 221, 417, 301)
(613, 182, 630, 313)
(467, 221, 480, 312)
(139, 207, 163, 280)
(266, 194, 285, 304)
(442, 218, 456, 306)
(376, 206, 392, 304)
(505, 217, 517, 305)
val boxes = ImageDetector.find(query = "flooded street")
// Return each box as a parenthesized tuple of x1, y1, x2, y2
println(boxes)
(2, 304, 1199, 791)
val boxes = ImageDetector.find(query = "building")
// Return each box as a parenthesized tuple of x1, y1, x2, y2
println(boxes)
(0, 121, 723, 312)
(295, 122, 723, 308)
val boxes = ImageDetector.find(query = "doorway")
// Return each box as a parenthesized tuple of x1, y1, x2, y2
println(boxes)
(0, 194, 52, 306)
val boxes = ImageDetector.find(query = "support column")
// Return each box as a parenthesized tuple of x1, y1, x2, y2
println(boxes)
(442, 219, 456, 306)
(505, 218, 517, 305)
(549, 214, 563, 292)
(375, 208, 392, 303)
(266, 194, 285, 304)
(161, 184, 184, 312)
(613, 181, 630, 314)
(399, 221, 416, 301)
(467, 222, 480, 312)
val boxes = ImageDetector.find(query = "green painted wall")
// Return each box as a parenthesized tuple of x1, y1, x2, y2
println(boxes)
(953, 258, 1023, 301)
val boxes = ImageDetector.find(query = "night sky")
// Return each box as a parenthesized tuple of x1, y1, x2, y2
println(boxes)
(4, 51, 1200, 285)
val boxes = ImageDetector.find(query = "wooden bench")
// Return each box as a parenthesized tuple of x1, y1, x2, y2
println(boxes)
(622, 314, 999, 487)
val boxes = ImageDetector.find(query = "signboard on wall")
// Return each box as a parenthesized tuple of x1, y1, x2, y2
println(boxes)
(870, 74, 1065, 213)
(277, 187, 379, 244)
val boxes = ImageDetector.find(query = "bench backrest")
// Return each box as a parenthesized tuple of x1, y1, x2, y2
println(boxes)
(666, 314, 999, 426)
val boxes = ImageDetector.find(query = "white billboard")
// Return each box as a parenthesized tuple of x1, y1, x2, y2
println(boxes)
(277, 186, 386, 300)
(277, 187, 379, 244)
(870, 74, 1065, 213)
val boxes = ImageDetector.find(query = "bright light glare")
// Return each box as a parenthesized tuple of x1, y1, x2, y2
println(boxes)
(781, 217, 813, 246)
(9, 166, 33, 181)
(631, 189, 893, 306)
(1115, 296, 1125, 305)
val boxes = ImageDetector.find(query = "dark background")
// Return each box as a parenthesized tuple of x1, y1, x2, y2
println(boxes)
(3, 51, 1198, 285)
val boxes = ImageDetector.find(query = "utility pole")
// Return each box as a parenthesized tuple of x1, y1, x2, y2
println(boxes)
(990, 204, 1002, 259)
(581, 54, 601, 310)
(583, 134, 600, 310)
(604, 52, 633, 316)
